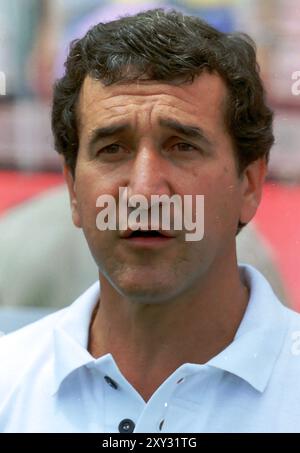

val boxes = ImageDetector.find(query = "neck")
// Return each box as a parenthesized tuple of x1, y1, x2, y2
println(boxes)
(88, 259, 249, 401)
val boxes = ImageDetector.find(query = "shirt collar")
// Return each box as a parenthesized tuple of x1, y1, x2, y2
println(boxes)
(52, 282, 100, 395)
(52, 265, 289, 395)
(208, 264, 289, 392)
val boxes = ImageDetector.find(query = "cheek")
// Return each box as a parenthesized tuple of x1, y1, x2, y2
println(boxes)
(200, 172, 242, 234)
(76, 165, 115, 210)
(75, 167, 125, 239)
(75, 175, 101, 232)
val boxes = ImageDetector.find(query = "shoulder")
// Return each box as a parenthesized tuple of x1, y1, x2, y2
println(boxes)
(0, 281, 99, 403)
(241, 265, 300, 382)
(281, 305, 300, 361)
(0, 308, 67, 399)
(269, 304, 300, 400)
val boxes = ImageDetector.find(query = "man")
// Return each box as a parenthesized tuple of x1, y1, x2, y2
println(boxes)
(0, 9, 299, 433)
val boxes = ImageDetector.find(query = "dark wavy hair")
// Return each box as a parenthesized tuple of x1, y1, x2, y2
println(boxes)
(52, 8, 274, 179)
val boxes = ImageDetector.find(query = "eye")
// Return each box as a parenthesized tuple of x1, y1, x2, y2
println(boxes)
(95, 143, 130, 161)
(171, 142, 198, 152)
(99, 144, 122, 154)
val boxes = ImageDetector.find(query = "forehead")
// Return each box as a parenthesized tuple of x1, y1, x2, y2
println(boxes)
(77, 72, 228, 132)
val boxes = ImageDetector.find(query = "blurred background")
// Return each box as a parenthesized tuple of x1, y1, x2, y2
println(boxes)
(0, 0, 299, 333)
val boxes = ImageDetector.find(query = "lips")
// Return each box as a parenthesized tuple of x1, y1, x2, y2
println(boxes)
(120, 228, 176, 239)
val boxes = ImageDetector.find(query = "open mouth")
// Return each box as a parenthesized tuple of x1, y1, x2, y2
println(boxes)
(120, 228, 176, 242)
(129, 230, 164, 238)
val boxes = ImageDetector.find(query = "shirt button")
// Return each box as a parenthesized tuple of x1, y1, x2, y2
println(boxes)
(118, 419, 135, 433)
(159, 419, 165, 431)
(104, 375, 118, 390)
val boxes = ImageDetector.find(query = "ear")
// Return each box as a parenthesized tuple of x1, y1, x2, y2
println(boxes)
(63, 163, 82, 228)
(239, 158, 267, 225)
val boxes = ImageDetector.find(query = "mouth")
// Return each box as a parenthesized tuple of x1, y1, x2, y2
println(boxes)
(120, 228, 176, 247)
(120, 228, 176, 239)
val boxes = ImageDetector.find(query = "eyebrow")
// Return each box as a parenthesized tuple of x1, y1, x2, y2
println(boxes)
(87, 123, 130, 149)
(87, 118, 214, 151)
(159, 118, 214, 149)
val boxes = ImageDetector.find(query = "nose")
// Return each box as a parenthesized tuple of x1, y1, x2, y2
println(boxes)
(126, 144, 172, 204)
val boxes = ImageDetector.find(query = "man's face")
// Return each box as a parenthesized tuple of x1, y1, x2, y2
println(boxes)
(65, 72, 264, 304)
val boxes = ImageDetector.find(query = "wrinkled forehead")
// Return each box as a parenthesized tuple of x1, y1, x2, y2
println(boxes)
(76, 73, 228, 131)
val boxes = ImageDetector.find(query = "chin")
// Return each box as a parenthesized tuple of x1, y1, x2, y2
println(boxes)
(114, 275, 178, 305)
(99, 261, 185, 304)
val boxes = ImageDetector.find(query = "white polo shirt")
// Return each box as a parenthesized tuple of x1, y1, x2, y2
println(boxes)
(1, 265, 300, 433)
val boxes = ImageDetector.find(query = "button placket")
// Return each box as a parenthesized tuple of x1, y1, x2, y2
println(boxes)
(102, 371, 144, 433)
(156, 375, 186, 432)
